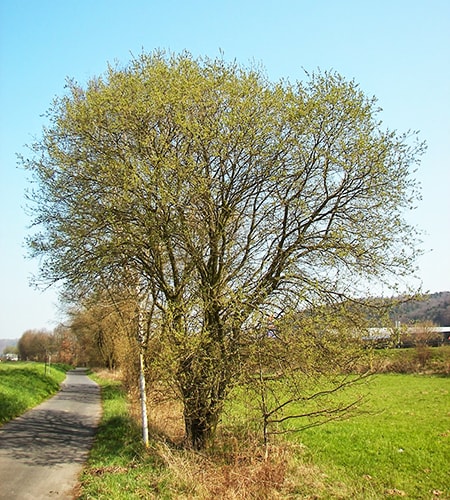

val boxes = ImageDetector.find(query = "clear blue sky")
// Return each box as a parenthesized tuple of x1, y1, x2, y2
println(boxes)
(1, 0, 449, 339)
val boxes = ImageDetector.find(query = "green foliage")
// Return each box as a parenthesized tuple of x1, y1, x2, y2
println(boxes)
(0, 362, 70, 424)
(23, 50, 425, 448)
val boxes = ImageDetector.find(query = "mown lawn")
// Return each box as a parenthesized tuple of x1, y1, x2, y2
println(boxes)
(0, 362, 70, 424)
(79, 370, 450, 499)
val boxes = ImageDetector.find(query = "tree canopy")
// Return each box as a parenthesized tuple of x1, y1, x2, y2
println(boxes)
(23, 51, 424, 448)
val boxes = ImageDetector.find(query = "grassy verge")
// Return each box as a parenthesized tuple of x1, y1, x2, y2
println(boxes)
(79, 369, 449, 499)
(79, 372, 167, 499)
(0, 361, 71, 424)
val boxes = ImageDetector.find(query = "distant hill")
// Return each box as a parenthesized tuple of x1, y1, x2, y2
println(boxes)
(388, 291, 450, 326)
(331, 292, 450, 327)
(0, 338, 18, 354)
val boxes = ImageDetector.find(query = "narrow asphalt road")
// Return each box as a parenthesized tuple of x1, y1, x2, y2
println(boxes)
(0, 368, 101, 499)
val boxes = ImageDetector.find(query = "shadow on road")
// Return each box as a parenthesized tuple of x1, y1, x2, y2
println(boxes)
(0, 370, 101, 467)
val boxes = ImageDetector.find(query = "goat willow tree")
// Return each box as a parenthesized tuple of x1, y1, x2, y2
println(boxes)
(23, 51, 423, 449)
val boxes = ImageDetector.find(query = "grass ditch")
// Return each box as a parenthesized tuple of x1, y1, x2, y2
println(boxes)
(79, 356, 450, 499)
(0, 361, 71, 425)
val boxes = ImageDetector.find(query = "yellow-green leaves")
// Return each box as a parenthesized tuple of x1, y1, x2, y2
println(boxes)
(23, 51, 424, 449)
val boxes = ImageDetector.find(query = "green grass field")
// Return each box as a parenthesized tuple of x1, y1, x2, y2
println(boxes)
(79, 370, 450, 499)
(295, 374, 450, 498)
(0, 362, 70, 424)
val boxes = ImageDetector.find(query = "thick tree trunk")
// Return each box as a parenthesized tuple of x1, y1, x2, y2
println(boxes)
(179, 303, 234, 449)
(180, 349, 228, 449)
(183, 398, 221, 450)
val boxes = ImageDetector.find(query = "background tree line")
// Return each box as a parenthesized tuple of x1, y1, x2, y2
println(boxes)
(4, 291, 449, 360)
(16, 325, 87, 364)
(13, 290, 448, 364)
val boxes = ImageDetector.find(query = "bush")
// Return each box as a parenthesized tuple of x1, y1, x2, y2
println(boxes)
(371, 346, 450, 375)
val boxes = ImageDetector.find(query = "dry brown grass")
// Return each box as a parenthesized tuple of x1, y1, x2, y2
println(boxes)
(123, 384, 333, 499)
(152, 438, 329, 499)
(91, 367, 123, 381)
(147, 394, 185, 444)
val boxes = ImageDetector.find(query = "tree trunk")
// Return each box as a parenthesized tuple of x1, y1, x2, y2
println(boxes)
(180, 349, 227, 450)
(138, 348, 149, 447)
(183, 399, 220, 450)
(137, 299, 150, 448)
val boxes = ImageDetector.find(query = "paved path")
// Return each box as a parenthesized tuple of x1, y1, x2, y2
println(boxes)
(0, 368, 101, 499)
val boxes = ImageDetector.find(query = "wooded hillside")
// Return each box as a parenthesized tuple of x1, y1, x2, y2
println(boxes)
(388, 291, 450, 326)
